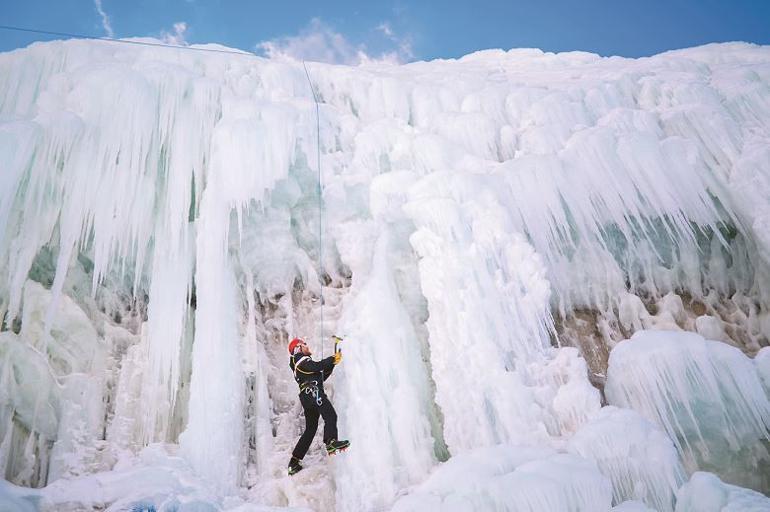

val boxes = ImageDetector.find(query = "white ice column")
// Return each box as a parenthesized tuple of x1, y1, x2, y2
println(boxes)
(241, 269, 273, 478)
(138, 70, 215, 447)
(139, 229, 193, 445)
(334, 231, 436, 512)
(179, 186, 244, 494)
(48, 373, 106, 481)
(405, 173, 555, 454)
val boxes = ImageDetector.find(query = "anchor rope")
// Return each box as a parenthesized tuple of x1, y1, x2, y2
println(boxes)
(302, 61, 324, 359)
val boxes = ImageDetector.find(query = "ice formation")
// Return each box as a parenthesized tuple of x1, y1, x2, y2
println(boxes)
(605, 330, 770, 491)
(675, 471, 770, 512)
(757, 347, 770, 394)
(0, 36, 769, 511)
(568, 406, 684, 511)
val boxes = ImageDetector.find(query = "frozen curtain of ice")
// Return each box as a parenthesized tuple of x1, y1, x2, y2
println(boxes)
(0, 38, 769, 511)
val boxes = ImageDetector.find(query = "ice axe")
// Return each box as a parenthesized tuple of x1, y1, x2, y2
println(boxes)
(331, 335, 345, 365)
(332, 335, 344, 355)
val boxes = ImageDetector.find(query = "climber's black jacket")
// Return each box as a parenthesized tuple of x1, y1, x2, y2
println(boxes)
(290, 352, 339, 459)
(289, 352, 335, 394)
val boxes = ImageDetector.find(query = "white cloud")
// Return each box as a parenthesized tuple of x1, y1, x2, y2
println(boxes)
(376, 21, 414, 62)
(93, 0, 114, 38)
(257, 18, 362, 65)
(257, 18, 413, 65)
(376, 22, 394, 38)
(160, 22, 189, 45)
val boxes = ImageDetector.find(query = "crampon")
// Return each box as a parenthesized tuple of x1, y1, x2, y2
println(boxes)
(325, 439, 350, 456)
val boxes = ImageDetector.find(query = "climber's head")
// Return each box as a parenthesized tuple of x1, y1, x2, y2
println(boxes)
(288, 337, 311, 356)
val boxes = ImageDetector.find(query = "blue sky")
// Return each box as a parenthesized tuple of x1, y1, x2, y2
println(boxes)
(2, 0, 769, 62)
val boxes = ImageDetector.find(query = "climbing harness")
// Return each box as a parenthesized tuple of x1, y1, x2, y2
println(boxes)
(301, 380, 323, 406)
(293, 355, 323, 406)
(292, 336, 345, 407)
(292, 355, 311, 379)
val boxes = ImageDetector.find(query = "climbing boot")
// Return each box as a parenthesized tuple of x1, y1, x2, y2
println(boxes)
(325, 439, 350, 455)
(288, 457, 303, 476)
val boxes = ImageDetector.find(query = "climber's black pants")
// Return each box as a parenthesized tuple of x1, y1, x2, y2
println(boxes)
(292, 391, 338, 460)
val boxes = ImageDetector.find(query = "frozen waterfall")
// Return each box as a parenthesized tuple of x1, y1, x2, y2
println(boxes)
(1, 38, 770, 511)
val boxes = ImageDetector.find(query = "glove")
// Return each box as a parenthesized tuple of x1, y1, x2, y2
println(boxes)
(333, 351, 342, 365)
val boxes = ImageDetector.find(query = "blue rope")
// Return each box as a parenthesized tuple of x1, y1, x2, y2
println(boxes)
(302, 61, 324, 359)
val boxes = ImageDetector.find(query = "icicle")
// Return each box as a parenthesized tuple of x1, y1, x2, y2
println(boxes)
(139, 229, 192, 445)
(568, 406, 685, 511)
(606, 330, 770, 490)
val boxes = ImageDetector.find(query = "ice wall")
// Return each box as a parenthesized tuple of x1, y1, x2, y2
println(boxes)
(1, 38, 769, 510)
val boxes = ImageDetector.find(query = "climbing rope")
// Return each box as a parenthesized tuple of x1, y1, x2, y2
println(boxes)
(302, 61, 325, 359)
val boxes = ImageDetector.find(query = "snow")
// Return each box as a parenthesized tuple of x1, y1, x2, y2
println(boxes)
(390, 445, 612, 512)
(611, 501, 657, 512)
(0, 480, 40, 512)
(0, 37, 769, 510)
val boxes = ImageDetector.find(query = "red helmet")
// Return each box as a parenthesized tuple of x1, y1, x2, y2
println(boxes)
(288, 338, 303, 354)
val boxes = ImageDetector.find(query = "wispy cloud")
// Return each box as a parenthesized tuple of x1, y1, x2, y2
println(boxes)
(376, 21, 414, 62)
(257, 18, 363, 65)
(257, 18, 413, 65)
(376, 22, 395, 38)
(160, 22, 189, 45)
(93, 0, 114, 38)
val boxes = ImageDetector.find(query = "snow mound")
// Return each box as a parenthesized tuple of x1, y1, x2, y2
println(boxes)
(390, 445, 612, 512)
(611, 501, 657, 512)
(39, 444, 217, 511)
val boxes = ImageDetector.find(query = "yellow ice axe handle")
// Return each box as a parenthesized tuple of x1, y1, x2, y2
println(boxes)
(332, 335, 344, 354)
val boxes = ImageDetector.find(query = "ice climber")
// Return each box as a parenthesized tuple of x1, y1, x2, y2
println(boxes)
(287, 337, 350, 476)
